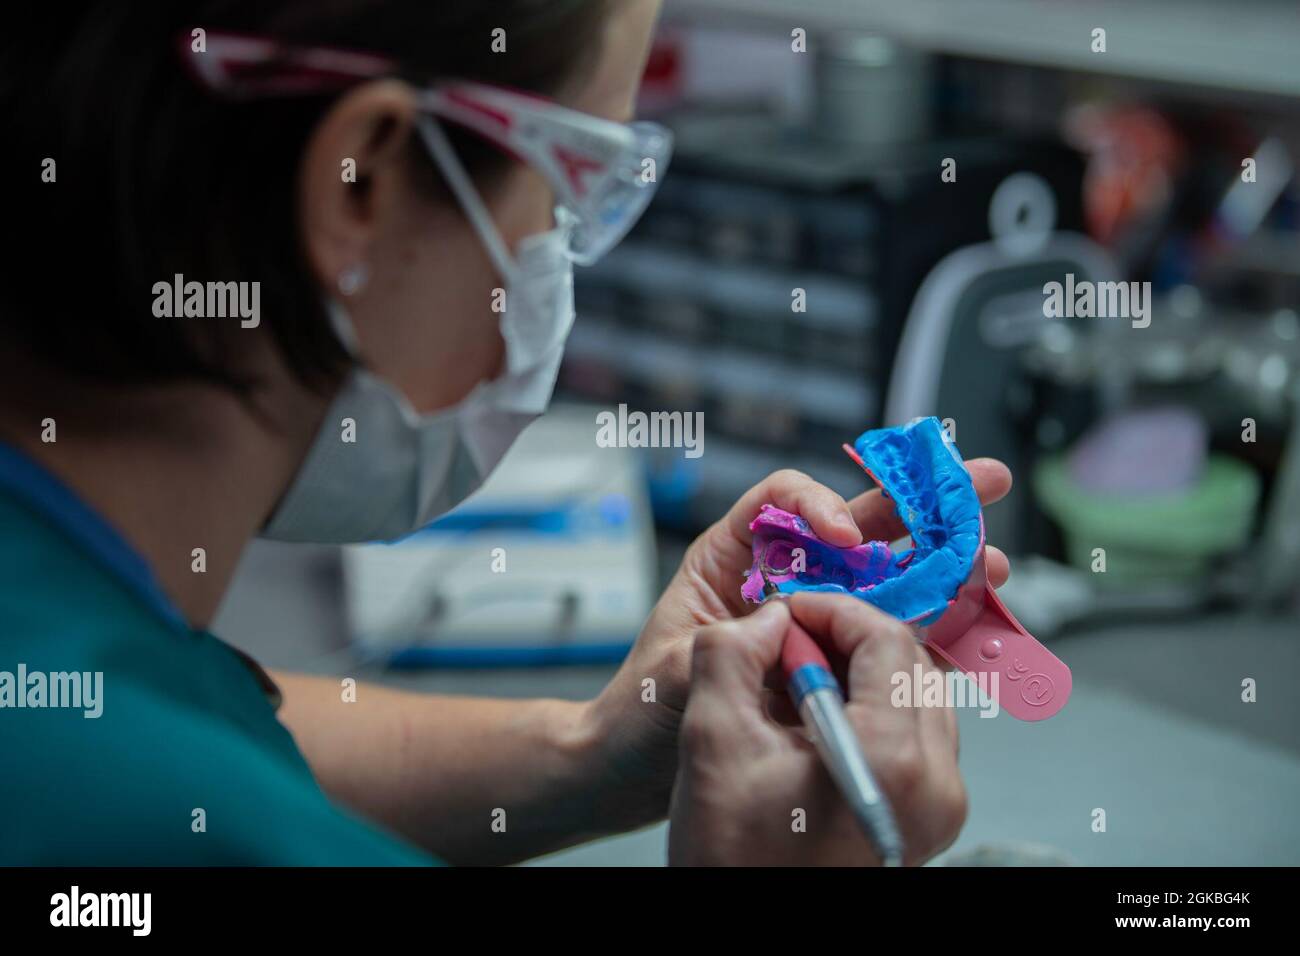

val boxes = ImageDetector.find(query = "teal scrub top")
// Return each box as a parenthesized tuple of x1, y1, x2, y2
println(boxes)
(0, 441, 436, 865)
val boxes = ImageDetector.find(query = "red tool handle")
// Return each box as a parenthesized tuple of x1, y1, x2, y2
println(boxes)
(780, 618, 833, 682)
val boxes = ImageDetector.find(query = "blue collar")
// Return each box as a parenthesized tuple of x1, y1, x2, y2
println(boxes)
(0, 440, 190, 633)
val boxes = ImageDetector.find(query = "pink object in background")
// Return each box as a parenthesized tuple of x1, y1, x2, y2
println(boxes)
(1066, 406, 1208, 496)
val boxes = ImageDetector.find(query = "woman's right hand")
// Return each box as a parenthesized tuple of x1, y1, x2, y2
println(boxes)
(667, 592, 967, 866)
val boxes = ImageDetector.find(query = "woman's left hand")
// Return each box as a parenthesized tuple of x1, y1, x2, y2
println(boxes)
(581, 460, 1013, 830)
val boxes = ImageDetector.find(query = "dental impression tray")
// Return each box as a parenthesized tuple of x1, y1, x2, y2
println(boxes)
(743, 417, 1071, 721)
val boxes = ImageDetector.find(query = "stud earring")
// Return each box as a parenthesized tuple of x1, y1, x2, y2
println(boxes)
(338, 263, 370, 296)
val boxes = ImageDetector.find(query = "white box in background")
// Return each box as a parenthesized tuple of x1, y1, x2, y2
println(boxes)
(342, 405, 658, 666)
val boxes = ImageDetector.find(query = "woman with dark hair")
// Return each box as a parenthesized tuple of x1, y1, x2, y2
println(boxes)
(0, 0, 1009, 865)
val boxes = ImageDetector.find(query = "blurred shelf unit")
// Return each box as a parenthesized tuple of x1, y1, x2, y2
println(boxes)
(668, 0, 1300, 100)
(561, 111, 1084, 528)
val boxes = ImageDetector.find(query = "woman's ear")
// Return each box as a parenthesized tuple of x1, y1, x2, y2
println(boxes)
(298, 79, 419, 297)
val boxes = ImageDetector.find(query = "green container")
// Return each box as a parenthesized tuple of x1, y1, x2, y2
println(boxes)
(1033, 454, 1260, 588)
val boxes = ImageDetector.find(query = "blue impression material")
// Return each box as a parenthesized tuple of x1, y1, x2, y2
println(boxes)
(763, 418, 983, 622)
(850, 417, 981, 624)
(747, 418, 982, 625)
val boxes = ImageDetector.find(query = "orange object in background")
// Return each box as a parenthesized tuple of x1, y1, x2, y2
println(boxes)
(1064, 104, 1185, 246)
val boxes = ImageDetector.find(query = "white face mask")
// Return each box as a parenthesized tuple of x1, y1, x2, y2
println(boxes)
(262, 119, 576, 544)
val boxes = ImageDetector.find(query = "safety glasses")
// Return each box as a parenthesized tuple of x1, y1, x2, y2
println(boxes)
(179, 30, 673, 265)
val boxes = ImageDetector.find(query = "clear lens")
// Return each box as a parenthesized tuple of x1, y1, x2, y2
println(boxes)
(567, 122, 673, 266)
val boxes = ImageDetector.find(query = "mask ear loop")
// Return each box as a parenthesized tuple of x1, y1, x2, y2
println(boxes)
(415, 117, 519, 285)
